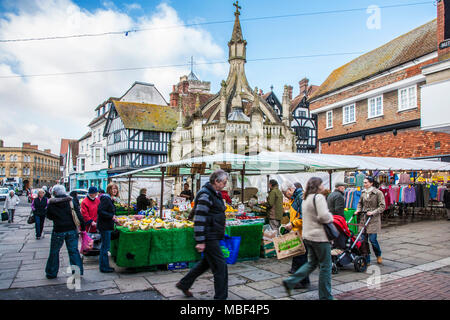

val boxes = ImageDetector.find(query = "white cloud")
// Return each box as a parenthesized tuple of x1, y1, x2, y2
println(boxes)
(0, 0, 226, 154)
(124, 3, 142, 12)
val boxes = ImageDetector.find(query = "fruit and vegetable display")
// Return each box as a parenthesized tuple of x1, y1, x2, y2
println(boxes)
(115, 214, 194, 231)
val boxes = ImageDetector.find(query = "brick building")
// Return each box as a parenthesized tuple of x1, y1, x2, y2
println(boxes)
(309, 1, 450, 161)
(0, 140, 60, 189)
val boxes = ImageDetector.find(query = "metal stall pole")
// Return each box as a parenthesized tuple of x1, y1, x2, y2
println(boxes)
(241, 163, 246, 203)
(127, 174, 132, 215)
(160, 167, 166, 219)
(267, 175, 270, 193)
(328, 170, 333, 190)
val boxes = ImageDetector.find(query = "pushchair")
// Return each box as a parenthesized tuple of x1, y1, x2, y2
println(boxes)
(80, 226, 101, 262)
(331, 212, 372, 274)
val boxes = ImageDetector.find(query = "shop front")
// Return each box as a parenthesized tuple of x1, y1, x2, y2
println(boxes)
(76, 170, 108, 191)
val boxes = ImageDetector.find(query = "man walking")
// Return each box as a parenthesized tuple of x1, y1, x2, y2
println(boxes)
(327, 182, 347, 218)
(176, 170, 229, 300)
(266, 180, 284, 232)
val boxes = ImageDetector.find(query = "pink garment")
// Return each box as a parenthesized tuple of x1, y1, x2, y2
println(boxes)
(388, 185, 399, 205)
(399, 173, 411, 184)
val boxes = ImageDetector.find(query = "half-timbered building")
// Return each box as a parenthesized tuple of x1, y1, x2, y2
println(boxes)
(104, 100, 178, 175)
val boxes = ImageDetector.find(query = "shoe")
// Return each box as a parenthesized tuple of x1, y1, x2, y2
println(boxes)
(294, 282, 310, 290)
(100, 268, 115, 273)
(176, 282, 193, 297)
(282, 280, 292, 296)
(46, 275, 56, 279)
(377, 256, 383, 265)
(36, 237, 40, 240)
(288, 269, 295, 274)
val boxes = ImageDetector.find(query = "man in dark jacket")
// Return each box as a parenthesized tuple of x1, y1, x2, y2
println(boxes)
(176, 170, 228, 300)
(327, 182, 347, 218)
(266, 180, 284, 232)
(45, 185, 85, 279)
(136, 188, 151, 212)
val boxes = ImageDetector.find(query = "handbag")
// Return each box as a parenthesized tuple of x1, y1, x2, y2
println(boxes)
(313, 194, 339, 241)
(69, 201, 81, 231)
(27, 211, 35, 224)
(1, 210, 8, 221)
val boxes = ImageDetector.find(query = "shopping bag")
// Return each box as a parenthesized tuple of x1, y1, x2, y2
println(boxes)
(273, 229, 306, 260)
(27, 212, 35, 224)
(80, 231, 94, 254)
(1, 211, 8, 221)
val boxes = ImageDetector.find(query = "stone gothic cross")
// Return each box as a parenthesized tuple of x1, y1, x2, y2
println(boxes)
(233, 1, 241, 15)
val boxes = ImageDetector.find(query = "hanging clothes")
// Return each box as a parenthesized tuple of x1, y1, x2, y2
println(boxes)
(379, 186, 391, 208)
(429, 183, 438, 200)
(414, 184, 425, 208)
(399, 173, 411, 184)
(403, 186, 416, 204)
(344, 188, 362, 210)
(355, 173, 366, 188)
(388, 185, 399, 205)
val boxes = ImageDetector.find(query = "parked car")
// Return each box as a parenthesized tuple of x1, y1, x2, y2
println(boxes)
(70, 189, 88, 201)
(0, 188, 9, 201)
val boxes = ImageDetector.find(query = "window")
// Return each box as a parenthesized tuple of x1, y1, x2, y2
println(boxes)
(398, 86, 417, 111)
(142, 155, 159, 166)
(95, 148, 100, 163)
(368, 95, 383, 118)
(80, 159, 85, 171)
(0, 167, 5, 175)
(103, 148, 107, 162)
(326, 110, 333, 129)
(143, 131, 159, 142)
(114, 131, 121, 143)
(343, 104, 356, 124)
(98, 129, 101, 142)
(121, 154, 127, 167)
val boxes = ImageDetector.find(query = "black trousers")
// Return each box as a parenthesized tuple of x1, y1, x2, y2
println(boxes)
(178, 240, 228, 300)
(291, 247, 310, 285)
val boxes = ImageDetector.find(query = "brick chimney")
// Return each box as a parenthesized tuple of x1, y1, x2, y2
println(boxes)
(169, 85, 179, 107)
(287, 85, 293, 100)
(437, 0, 450, 61)
(299, 78, 309, 96)
(23, 142, 31, 149)
(44, 149, 51, 154)
(30, 145, 38, 150)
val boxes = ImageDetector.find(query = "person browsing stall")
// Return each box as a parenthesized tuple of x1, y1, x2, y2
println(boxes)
(266, 180, 284, 232)
(180, 183, 194, 202)
(327, 182, 347, 218)
(136, 188, 152, 212)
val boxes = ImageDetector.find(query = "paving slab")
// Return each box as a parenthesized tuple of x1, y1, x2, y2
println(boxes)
(0, 279, 13, 290)
(114, 277, 153, 293)
(240, 269, 280, 282)
(229, 285, 273, 300)
(145, 272, 184, 285)
(153, 281, 186, 298)
(246, 279, 280, 291)
(75, 280, 117, 293)
(262, 285, 290, 299)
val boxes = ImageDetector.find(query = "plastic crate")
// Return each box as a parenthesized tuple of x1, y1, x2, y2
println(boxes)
(168, 262, 188, 270)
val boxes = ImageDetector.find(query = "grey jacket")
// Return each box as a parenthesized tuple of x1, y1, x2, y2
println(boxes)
(327, 190, 345, 217)
(301, 193, 334, 242)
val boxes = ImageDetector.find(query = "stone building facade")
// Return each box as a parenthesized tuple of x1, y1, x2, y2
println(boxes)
(170, 3, 296, 161)
(0, 140, 60, 189)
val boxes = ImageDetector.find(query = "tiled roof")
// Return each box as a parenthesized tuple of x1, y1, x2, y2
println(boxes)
(112, 101, 178, 132)
(310, 19, 437, 100)
(60, 138, 76, 155)
(78, 132, 91, 142)
(88, 113, 108, 127)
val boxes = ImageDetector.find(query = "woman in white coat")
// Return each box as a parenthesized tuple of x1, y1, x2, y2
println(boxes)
(3, 190, 20, 223)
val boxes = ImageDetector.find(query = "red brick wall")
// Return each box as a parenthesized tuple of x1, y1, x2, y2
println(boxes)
(438, 0, 450, 61)
(320, 127, 450, 158)
(318, 82, 424, 139)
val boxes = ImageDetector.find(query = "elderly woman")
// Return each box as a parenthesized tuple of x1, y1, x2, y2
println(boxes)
(31, 189, 48, 239)
(45, 185, 85, 279)
(281, 182, 310, 288)
(355, 176, 386, 265)
(97, 183, 119, 273)
(3, 190, 20, 223)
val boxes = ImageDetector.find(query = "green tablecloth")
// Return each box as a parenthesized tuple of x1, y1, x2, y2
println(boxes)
(110, 223, 263, 268)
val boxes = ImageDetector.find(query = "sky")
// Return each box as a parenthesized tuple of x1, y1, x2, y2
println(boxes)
(0, 0, 437, 155)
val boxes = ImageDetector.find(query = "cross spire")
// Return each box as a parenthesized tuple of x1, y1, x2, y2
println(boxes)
(233, 1, 241, 16)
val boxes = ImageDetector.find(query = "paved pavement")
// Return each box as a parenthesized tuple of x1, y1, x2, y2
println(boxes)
(0, 196, 449, 300)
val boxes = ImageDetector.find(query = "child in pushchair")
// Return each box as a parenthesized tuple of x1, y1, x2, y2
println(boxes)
(330, 212, 372, 274)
